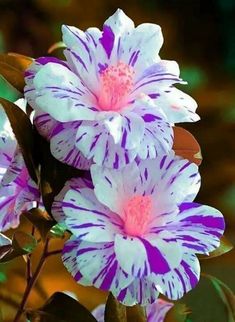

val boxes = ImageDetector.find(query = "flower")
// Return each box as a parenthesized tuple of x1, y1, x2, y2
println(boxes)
(0, 99, 40, 232)
(92, 299, 173, 322)
(52, 154, 224, 305)
(24, 9, 198, 169)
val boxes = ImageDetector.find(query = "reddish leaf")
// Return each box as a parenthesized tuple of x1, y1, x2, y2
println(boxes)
(0, 53, 32, 92)
(173, 127, 202, 165)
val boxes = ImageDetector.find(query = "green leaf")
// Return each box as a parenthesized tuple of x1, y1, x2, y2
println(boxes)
(0, 231, 37, 263)
(0, 98, 38, 183)
(206, 274, 235, 322)
(179, 275, 231, 322)
(49, 223, 67, 239)
(0, 53, 33, 92)
(12, 231, 37, 254)
(164, 303, 190, 322)
(105, 293, 127, 322)
(23, 208, 55, 241)
(199, 236, 233, 260)
(26, 292, 97, 322)
(37, 133, 83, 216)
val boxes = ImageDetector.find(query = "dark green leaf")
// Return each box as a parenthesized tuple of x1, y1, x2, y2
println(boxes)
(0, 98, 38, 183)
(27, 292, 97, 322)
(0, 231, 37, 263)
(126, 305, 146, 322)
(179, 275, 229, 322)
(206, 274, 235, 322)
(164, 303, 190, 322)
(37, 133, 84, 216)
(23, 208, 55, 241)
(105, 293, 127, 322)
(0, 244, 12, 260)
(12, 231, 37, 254)
(199, 235, 233, 260)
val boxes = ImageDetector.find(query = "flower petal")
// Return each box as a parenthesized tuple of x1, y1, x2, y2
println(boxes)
(137, 154, 201, 205)
(152, 87, 199, 123)
(114, 233, 182, 278)
(133, 100, 174, 160)
(171, 202, 225, 254)
(34, 110, 58, 140)
(114, 276, 159, 306)
(50, 122, 92, 170)
(154, 253, 200, 300)
(133, 60, 181, 94)
(75, 240, 134, 291)
(62, 237, 92, 286)
(52, 177, 93, 224)
(56, 184, 122, 242)
(146, 299, 174, 322)
(75, 120, 137, 169)
(25, 62, 98, 122)
(92, 304, 105, 322)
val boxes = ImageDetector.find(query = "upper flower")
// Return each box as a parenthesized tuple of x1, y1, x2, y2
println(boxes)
(0, 99, 40, 232)
(24, 9, 198, 169)
(53, 154, 224, 305)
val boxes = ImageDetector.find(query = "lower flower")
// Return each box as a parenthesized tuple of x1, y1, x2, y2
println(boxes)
(53, 154, 225, 305)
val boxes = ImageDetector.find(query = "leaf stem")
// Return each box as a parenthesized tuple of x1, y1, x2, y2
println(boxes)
(13, 238, 49, 322)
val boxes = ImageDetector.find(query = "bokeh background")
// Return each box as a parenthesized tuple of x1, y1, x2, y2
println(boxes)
(0, 0, 235, 321)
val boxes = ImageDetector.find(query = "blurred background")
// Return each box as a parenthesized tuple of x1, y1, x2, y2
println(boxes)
(0, 0, 235, 321)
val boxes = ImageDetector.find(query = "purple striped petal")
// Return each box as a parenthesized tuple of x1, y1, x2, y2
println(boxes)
(34, 110, 58, 140)
(147, 299, 174, 322)
(151, 87, 199, 123)
(50, 122, 92, 170)
(75, 120, 137, 169)
(154, 253, 200, 300)
(132, 101, 174, 160)
(25, 62, 98, 122)
(52, 177, 94, 224)
(62, 237, 92, 286)
(53, 182, 123, 242)
(114, 276, 159, 306)
(169, 202, 225, 254)
(114, 233, 182, 278)
(73, 240, 134, 292)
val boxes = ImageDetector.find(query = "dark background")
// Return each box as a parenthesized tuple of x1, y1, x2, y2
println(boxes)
(0, 1, 235, 321)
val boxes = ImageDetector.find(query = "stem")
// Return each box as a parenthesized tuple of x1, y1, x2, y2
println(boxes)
(45, 249, 62, 257)
(13, 239, 49, 322)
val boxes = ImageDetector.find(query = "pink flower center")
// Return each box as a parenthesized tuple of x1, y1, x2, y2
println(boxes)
(98, 61, 134, 111)
(123, 195, 152, 237)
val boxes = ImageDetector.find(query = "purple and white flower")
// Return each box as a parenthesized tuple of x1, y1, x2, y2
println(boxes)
(24, 9, 198, 169)
(0, 99, 40, 232)
(52, 154, 224, 305)
(92, 299, 173, 322)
